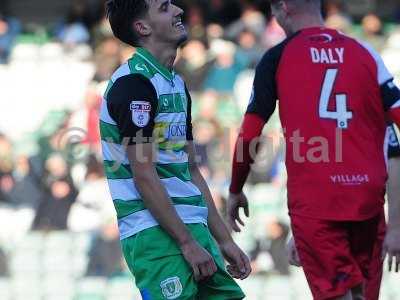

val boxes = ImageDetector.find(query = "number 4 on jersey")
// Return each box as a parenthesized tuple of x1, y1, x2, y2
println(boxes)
(319, 68, 353, 129)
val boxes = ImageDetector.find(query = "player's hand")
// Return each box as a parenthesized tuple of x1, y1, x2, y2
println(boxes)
(219, 241, 252, 280)
(286, 237, 301, 267)
(382, 225, 400, 272)
(227, 192, 249, 232)
(180, 240, 217, 281)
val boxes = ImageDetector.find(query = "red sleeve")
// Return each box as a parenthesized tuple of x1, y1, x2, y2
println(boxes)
(389, 107, 400, 127)
(229, 113, 266, 194)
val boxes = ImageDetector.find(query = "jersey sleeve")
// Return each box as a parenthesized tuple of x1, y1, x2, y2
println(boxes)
(381, 80, 400, 125)
(387, 124, 400, 159)
(184, 85, 194, 141)
(359, 41, 400, 125)
(245, 48, 281, 122)
(107, 74, 158, 145)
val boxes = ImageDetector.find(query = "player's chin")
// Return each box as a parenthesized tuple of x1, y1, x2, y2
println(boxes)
(175, 30, 188, 47)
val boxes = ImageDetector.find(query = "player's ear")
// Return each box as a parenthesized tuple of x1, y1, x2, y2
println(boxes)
(134, 19, 152, 37)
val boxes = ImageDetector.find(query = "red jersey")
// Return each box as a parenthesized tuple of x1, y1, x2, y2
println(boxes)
(236, 27, 400, 220)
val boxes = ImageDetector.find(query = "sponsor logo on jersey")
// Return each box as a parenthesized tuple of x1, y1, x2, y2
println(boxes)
(309, 33, 333, 43)
(160, 276, 182, 299)
(131, 101, 152, 127)
(167, 123, 187, 139)
(330, 174, 370, 185)
(135, 63, 150, 73)
(153, 122, 187, 142)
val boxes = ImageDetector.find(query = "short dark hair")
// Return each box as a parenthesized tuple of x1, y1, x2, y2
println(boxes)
(106, 0, 149, 47)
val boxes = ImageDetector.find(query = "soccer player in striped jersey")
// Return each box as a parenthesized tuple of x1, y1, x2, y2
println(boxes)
(100, 1, 250, 299)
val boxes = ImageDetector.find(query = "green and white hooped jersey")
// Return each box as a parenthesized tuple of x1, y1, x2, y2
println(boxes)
(100, 48, 208, 240)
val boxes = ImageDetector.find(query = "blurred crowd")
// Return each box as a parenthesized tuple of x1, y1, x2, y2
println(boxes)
(0, 0, 400, 298)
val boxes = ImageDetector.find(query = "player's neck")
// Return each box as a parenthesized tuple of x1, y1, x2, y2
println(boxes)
(140, 42, 177, 71)
(287, 15, 325, 36)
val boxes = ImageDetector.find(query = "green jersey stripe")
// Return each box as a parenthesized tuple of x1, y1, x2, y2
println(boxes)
(156, 163, 191, 181)
(158, 141, 186, 152)
(104, 161, 132, 179)
(100, 120, 121, 144)
(114, 195, 206, 219)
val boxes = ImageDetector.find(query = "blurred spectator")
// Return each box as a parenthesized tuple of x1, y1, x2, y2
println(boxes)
(85, 221, 124, 277)
(206, 23, 225, 42)
(358, 13, 386, 52)
(7, 155, 44, 209)
(55, 0, 91, 46)
(69, 84, 102, 151)
(93, 37, 122, 82)
(324, 0, 350, 20)
(225, 2, 266, 43)
(250, 219, 290, 276)
(204, 39, 245, 93)
(0, 11, 21, 64)
(235, 29, 264, 68)
(185, 4, 207, 39)
(0, 133, 14, 204)
(206, 0, 242, 26)
(325, 13, 353, 34)
(0, 247, 8, 277)
(324, 0, 353, 34)
(68, 155, 115, 232)
(175, 39, 214, 92)
(32, 154, 78, 231)
(193, 117, 220, 179)
(91, 15, 114, 49)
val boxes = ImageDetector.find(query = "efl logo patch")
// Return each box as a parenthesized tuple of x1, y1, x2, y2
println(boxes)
(160, 276, 182, 299)
(130, 101, 151, 128)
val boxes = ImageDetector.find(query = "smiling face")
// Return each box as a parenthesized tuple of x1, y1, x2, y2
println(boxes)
(145, 0, 187, 47)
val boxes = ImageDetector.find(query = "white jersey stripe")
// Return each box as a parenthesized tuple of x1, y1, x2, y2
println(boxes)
(111, 63, 131, 83)
(358, 41, 393, 85)
(108, 177, 201, 201)
(155, 112, 187, 123)
(391, 99, 400, 109)
(101, 141, 129, 165)
(118, 205, 208, 240)
(100, 99, 117, 125)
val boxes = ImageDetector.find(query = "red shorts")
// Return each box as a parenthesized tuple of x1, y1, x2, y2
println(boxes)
(291, 211, 384, 300)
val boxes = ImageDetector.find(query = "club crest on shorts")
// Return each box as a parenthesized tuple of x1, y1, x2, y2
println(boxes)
(130, 101, 151, 127)
(160, 276, 182, 299)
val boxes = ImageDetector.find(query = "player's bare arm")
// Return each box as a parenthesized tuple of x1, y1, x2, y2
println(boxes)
(126, 143, 217, 281)
(186, 141, 251, 280)
(383, 156, 400, 272)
